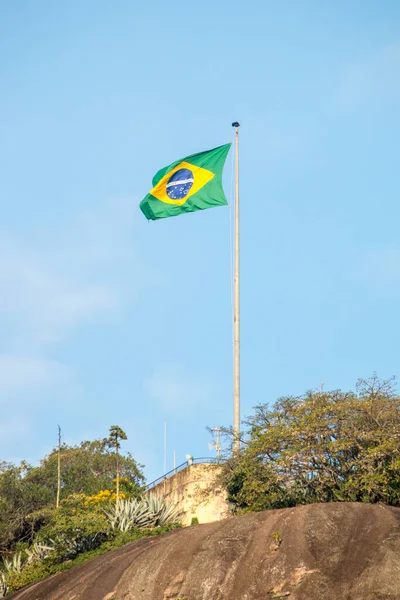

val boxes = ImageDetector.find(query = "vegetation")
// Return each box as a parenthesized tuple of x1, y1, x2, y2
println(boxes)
(222, 374, 400, 512)
(105, 425, 128, 508)
(4, 374, 400, 595)
(1, 524, 180, 596)
(104, 495, 182, 532)
(0, 432, 144, 555)
(0, 428, 181, 597)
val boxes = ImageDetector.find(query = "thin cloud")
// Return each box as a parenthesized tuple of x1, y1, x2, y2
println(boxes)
(0, 354, 72, 397)
(0, 354, 76, 458)
(0, 245, 117, 345)
(335, 42, 400, 109)
(0, 198, 160, 417)
(0, 416, 33, 456)
(359, 247, 400, 293)
(0, 198, 162, 351)
(143, 362, 218, 414)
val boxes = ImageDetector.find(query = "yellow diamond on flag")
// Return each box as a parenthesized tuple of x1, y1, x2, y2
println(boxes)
(140, 144, 231, 220)
(149, 161, 215, 206)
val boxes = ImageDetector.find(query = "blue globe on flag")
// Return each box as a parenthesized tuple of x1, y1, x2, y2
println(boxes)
(166, 168, 194, 200)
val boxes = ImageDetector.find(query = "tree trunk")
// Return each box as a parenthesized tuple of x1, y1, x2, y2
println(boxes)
(116, 444, 120, 509)
(56, 425, 61, 509)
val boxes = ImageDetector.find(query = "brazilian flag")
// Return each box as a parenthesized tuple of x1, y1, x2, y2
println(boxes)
(140, 143, 231, 221)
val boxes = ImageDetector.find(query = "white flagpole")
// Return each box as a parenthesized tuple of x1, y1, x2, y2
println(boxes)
(164, 419, 167, 474)
(232, 122, 240, 452)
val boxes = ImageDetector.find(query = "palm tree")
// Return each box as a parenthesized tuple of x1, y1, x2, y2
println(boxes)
(106, 425, 128, 509)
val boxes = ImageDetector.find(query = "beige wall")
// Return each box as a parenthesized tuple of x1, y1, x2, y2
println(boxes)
(145, 463, 229, 526)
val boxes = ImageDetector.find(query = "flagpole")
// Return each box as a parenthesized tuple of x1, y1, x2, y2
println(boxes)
(164, 419, 167, 474)
(232, 121, 240, 452)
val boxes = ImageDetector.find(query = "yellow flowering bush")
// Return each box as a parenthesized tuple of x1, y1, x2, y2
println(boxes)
(84, 489, 126, 507)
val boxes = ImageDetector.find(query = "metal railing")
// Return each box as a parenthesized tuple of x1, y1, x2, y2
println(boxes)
(145, 457, 222, 491)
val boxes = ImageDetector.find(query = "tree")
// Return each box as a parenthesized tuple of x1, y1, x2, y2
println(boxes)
(0, 462, 53, 554)
(105, 426, 128, 509)
(222, 375, 400, 511)
(0, 433, 144, 554)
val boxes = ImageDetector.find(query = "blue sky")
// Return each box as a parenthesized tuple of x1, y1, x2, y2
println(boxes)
(1, 1, 400, 482)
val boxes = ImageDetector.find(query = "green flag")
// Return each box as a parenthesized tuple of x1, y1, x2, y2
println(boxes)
(140, 143, 231, 221)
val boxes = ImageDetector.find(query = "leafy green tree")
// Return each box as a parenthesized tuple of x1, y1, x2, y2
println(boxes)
(0, 432, 144, 554)
(34, 495, 108, 560)
(105, 426, 128, 508)
(52, 437, 143, 498)
(0, 462, 53, 554)
(222, 374, 400, 511)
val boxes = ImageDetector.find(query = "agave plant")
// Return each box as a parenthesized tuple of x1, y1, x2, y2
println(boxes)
(146, 494, 182, 526)
(104, 495, 181, 532)
(65, 532, 102, 559)
(104, 498, 152, 531)
(3, 551, 23, 574)
(47, 532, 104, 560)
(0, 551, 24, 599)
(0, 570, 7, 599)
(25, 542, 54, 565)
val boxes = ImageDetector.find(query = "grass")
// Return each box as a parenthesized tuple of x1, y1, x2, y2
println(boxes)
(5, 524, 181, 595)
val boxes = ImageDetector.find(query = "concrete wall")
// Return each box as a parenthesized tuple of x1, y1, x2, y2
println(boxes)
(145, 463, 229, 526)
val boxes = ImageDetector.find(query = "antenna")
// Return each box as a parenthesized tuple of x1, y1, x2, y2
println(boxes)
(206, 426, 222, 462)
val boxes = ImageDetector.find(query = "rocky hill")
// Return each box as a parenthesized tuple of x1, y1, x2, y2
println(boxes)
(8, 502, 400, 600)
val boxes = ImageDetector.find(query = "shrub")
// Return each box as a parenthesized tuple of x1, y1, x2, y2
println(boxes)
(4, 523, 181, 595)
(104, 495, 182, 532)
(222, 375, 400, 511)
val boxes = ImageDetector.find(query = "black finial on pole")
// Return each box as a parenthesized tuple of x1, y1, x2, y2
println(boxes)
(232, 121, 240, 128)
